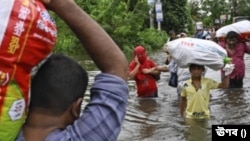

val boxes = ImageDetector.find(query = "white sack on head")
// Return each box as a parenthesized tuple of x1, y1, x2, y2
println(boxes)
(166, 37, 227, 70)
(216, 20, 250, 40)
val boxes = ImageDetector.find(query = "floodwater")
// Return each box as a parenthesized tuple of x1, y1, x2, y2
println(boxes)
(76, 51, 250, 141)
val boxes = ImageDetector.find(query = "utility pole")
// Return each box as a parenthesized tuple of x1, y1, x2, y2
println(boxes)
(155, 0, 163, 31)
(157, 0, 161, 30)
(148, 0, 154, 28)
(149, 8, 154, 28)
(148, 0, 163, 30)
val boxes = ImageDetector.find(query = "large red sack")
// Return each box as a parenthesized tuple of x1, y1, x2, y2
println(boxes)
(0, 0, 57, 140)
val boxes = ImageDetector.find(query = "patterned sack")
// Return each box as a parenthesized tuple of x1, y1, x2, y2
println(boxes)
(0, 0, 57, 140)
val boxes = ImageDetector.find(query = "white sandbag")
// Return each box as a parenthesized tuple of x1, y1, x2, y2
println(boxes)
(166, 37, 227, 70)
(216, 20, 250, 40)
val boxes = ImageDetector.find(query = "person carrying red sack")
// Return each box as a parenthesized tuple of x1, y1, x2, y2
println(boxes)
(0, 0, 57, 140)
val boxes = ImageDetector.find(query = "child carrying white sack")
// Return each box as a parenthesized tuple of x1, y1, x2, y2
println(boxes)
(166, 37, 234, 74)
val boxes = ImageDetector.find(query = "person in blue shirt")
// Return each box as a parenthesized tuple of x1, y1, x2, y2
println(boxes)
(194, 25, 210, 40)
(15, 0, 128, 140)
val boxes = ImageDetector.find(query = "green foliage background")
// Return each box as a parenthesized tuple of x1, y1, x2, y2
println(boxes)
(49, 0, 250, 57)
(50, 0, 192, 56)
(190, 0, 250, 28)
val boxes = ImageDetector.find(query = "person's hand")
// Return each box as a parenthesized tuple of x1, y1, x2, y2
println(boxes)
(223, 63, 235, 76)
(134, 56, 140, 65)
(179, 110, 184, 118)
(151, 67, 157, 71)
(142, 68, 152, 74)
(156, 66, 168, 71)
(179, 113, 184, 118)
(163, 44, 168, 53)
(38, 0, 55, 10)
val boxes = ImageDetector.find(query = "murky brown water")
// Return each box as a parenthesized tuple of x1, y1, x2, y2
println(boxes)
(76, 51, 250, 141)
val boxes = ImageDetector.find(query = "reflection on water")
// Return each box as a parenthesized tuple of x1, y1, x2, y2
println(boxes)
(184, 119, 211, 141)
(133, 98, 159, 140)
(74, 51, 250, 141)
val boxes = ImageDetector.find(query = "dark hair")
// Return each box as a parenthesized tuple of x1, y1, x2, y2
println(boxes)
(226, 31, 239, 40)
(189, 64, 205, 71)
(29, 53, 89, 115)
(169, 30, 175, 35)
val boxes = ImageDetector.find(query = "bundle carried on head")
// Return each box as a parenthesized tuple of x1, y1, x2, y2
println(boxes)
(0, 0, 57, 140)
(166, 37, 230, 70)
(216, 20, 250, 42)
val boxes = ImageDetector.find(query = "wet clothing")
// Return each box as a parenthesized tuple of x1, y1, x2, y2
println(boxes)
(15, 73, 129, 141)
(177, 67, 191, 96)
(129, 46, 159, 97)
(129, 59, 158, 97)
(219, 41, 250, 88)
(229, 78, 243, 88)
(181, 77, 219, 119)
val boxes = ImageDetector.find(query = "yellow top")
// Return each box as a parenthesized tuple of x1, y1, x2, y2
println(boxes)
(181, 77, 219, 119)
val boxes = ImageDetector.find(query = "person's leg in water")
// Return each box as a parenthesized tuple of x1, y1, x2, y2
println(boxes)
(229, 78, 243, 88)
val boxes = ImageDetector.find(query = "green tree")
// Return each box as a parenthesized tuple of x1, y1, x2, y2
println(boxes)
(201, 0, 230, 26)
(199, 0, 250, 26)
(161, 0, 190, 34)
(53, 0, 206, 55)
(235, 0, 250, 17)
(188, 0, 202, 22)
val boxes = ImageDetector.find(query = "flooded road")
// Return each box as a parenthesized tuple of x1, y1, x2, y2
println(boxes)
(77, 51, 250, 141)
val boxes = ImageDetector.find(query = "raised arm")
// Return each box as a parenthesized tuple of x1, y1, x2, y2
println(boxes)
(154, 65, 169, 72)
(218, 64, 234, 88)
(218, 75, 229, 89)
(43, 0, 128, 81)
